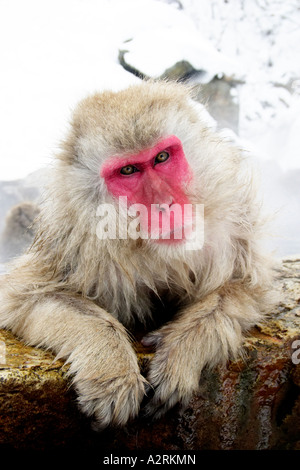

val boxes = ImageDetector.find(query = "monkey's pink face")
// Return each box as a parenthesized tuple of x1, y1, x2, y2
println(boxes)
(100, 135, 193, 243)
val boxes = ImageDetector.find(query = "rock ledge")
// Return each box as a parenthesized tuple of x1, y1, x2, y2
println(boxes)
(0, 258, 299, 451)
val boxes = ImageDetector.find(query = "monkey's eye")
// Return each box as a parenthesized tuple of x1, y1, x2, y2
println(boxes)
(155, 151, 169, 164)
(120, 165, 138, 175)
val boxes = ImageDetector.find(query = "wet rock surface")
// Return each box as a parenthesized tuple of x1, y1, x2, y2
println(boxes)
(0, 258, 299, 451)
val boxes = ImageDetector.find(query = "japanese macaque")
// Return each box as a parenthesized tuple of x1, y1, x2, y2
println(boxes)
(0, 80, 274, 429)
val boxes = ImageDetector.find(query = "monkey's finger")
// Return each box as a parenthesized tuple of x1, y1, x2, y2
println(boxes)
(141, 332, 163, 348)
(142, 389, 180, 420)
(139, 383, 156, 411)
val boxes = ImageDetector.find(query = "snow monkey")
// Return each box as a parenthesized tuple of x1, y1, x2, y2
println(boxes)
(0, 80, 274, 429)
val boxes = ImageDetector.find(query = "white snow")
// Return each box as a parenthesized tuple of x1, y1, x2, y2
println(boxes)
(0, 0, 299, 256)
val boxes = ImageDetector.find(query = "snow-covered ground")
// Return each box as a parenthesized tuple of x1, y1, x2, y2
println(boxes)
(0, 0, 299, 260)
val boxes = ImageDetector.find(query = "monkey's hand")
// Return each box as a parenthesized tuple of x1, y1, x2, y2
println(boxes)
(74, 322, 147, 431)
(142, 285, 263, 418)
(3, 293, 146, 430)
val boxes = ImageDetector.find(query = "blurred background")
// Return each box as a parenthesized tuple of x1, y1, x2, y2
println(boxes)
(0, 0, 299, 271)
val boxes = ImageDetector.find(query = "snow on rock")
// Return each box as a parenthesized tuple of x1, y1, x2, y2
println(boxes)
(119, 27, 239, 82)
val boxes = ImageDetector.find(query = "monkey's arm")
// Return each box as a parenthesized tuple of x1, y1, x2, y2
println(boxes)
(0, 289, 146, 429)
(143, 283, 266, 418)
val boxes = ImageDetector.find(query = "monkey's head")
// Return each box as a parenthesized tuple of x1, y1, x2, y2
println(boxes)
(54, 80, 245, 261)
